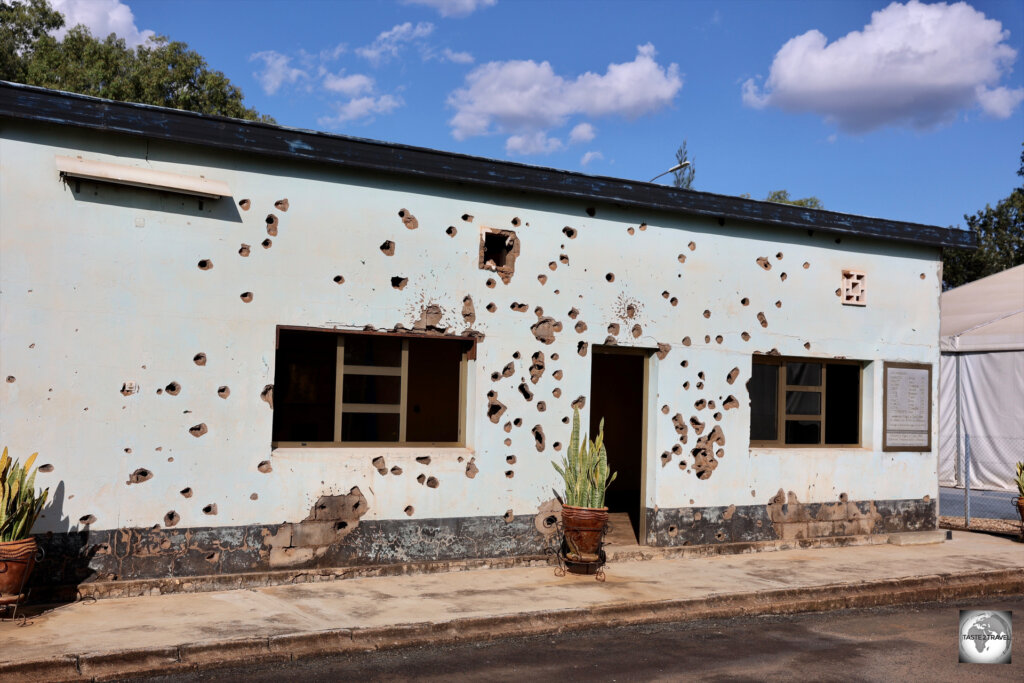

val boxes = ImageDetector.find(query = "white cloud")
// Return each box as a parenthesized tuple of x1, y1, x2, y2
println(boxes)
(318, 94, 404, 126)
(505, 132, 563, 155)
(447, 43, 682, 150)
(322, 71, 375, 97)
(442, 48, 475, 64)
(356, 22, 435, 65)
(51, 0, 154, 47)
(742, 0, 1024, 132)
(569, 122, 596, 144)
(403, 0, 496, 18)
(250, 51, 309, 95)
(580, 151, 604, 166)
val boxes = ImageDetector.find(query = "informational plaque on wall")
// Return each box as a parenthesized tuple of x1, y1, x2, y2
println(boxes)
(883, 362, 932, 452)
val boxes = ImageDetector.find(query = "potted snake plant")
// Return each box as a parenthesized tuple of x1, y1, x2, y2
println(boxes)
(0, 448, 49, 601)
(552, 407, 616, 564)
(1014, 462, 1024, 534)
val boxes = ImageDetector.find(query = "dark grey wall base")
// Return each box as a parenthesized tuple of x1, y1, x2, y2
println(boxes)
(645, 495, 936, 547)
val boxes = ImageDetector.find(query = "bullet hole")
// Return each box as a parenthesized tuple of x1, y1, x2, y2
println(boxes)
(215, 385, 230, 400)
(485, 302, 497, 313)
(704, 335, 711, 344)
(165, 381, 181, 396)
(741, 332, 751, 341)
(505, 470, 515, 478)
(919, 272, 926, 279)
(722, 395, 740, 411)
(698, 371, 705, 380)
(627, 227, 635, 236)
(518, 383, 534, 401)
(672, 443, 683, 455)
(486, 278, 496, 288)
(690, 416, 706, 435)
(487, 391, 507, 423)
(715, 335, 725, 345)
(695, 399, 707, 410)
(391, 276, 408, 290)
(380, 240, 395, 256)
(585, 207, 596, 217)
(203, 503, 217, 515)
(682, 336, 691, 346)
(177, 486, 194, 498)
(499, 362, 515, 378)
(577, 341, 589, 357)
(668, 524, 679, 537)
(757, 312, 768, 328)
(238, 199, 251, 211)
(563, 227, 577, 238)
(631, 324, 642, 338)
(234, 243, 251, 259)
(397, 208, 418, 230)
(462, 213, 474, 222)
(538, 274, 548, 285)
(189, 423, 208, 438)
(671, 412, 689, 439)
(558, 254, 569, 266)
(465, 458, 479, 478)
(460, 295, 476, 325)
(415, 456, 432, 466)
(197, 259, 213, 270)
(504, 438, 512, 446)
(775, 300, 782, 309)
(713, 412, 723, 421)
(403, 505, 415, 517)
(548, 261, 557, 271)
(265, 214, 278, 236)
(126, 468, 152, 485)
(416, 473, 427, 485)
(756, 256, 772, 270)
(510, 302, 529, 313)
(552, 387, 563, 399)
(696, 382, 704, 390)
(37, 463, 54, 474)
(164, 511, 180, 527)
(661, 452, 671, 467)
(685, 241, 695, 252)
(372, 456, 387, 475)
(530, 352, 546, 383)
(240, 291, 253, 303)
(605, 273, 615, 282)
(503, 509, 514, 523)
(835, 288, 842, 297)
(262, 238, 272, 248)
(780, 272, 787, 281)
(426, 476, 439, 488)
(804, 262, 811, 269)
(530, 317, 560, 344)
(538, 401, 547, 412)
(530, 425, 546, 452)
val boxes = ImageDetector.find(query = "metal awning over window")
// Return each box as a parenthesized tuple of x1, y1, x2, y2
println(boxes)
(56, 155, 230, 199)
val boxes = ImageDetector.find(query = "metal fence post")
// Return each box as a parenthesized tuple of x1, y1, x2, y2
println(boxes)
(964, 432, 971, 528)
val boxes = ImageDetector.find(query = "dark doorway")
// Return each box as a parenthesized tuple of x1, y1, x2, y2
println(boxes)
(590, 347, 647, 543)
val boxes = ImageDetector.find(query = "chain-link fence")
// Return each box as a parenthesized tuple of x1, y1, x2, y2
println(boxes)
(939, 435, 1023, 527)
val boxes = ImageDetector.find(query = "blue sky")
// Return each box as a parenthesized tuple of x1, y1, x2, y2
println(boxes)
(52, 0, 1024, 228)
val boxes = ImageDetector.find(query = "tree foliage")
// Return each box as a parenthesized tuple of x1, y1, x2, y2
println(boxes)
(739, 189, 824, 209)
(0, 0, 270, 122)
(672, 140, 695, 189)
(942, 142, 1024, 289)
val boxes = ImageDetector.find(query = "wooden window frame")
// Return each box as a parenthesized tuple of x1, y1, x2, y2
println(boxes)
(272, 326, 474, 448)
(749, 355, 862, 449)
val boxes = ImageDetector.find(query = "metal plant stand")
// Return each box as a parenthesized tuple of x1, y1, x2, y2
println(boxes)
(546, 517, 609, 582)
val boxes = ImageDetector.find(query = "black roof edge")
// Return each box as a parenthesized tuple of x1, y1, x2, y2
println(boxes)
(0, 81, 975, 250)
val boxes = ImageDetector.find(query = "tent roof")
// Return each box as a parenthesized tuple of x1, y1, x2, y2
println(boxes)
(940, 264, 1024, 352)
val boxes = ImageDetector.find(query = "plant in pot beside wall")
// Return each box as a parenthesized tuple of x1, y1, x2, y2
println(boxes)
(0, 448, 49, 605)
(1014, 462, 1024, 538)
(551, 408, 616, 573)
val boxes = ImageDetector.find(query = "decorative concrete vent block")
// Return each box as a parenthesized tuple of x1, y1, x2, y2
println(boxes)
(841, 270, 866, 306)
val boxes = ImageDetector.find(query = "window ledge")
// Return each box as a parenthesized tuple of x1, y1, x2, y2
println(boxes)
(749, 446, 874, 456)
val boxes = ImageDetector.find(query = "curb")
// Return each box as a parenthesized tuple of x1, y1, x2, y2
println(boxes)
(4, 567, 1022, 682)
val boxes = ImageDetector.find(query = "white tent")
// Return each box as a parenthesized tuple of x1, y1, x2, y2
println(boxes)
(939, 264, 1024, 492)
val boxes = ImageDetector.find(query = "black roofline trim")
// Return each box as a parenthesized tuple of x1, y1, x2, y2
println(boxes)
(0, 81, 974, 250)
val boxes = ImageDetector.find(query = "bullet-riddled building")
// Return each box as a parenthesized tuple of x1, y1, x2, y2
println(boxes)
(0, 82, 971, 593)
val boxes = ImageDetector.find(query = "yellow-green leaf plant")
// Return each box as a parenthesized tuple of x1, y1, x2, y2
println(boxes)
(0, 448, 50, 542)
(1015, 462, 1024, 498)
(552, 408, 617, 508)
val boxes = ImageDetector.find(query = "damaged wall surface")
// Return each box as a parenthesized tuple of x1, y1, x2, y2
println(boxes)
(0, 90, 946, 585)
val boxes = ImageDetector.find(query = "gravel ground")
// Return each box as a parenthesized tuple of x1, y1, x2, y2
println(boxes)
(940, 515, 1023, 539)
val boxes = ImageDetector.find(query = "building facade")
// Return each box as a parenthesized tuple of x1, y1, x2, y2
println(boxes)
(0, 83, 971, 590)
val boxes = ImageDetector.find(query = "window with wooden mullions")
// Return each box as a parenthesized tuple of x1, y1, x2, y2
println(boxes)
(272, 329, 471, 446)
(749, 356, 861, 447)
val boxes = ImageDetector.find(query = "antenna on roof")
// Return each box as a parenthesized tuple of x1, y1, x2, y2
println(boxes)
(649, 161, 690, 184)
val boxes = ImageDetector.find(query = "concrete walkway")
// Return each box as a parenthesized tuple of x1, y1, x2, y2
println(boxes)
(2, 531, 1021, 682)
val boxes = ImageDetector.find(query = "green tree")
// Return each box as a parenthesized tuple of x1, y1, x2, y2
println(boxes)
(672, 140, 695, 190)
(1, 0, 270, 122)
(738, 190, 824, 209)
(941, 142, 1024, 289)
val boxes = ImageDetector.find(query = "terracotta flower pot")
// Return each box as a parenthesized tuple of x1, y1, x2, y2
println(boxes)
(0, 537, 38, 598)
(561, 504, 608, 563)
(1014, 497, 1024, 535)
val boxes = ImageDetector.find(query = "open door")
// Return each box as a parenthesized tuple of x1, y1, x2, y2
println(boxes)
(590, 346, 649, 544)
